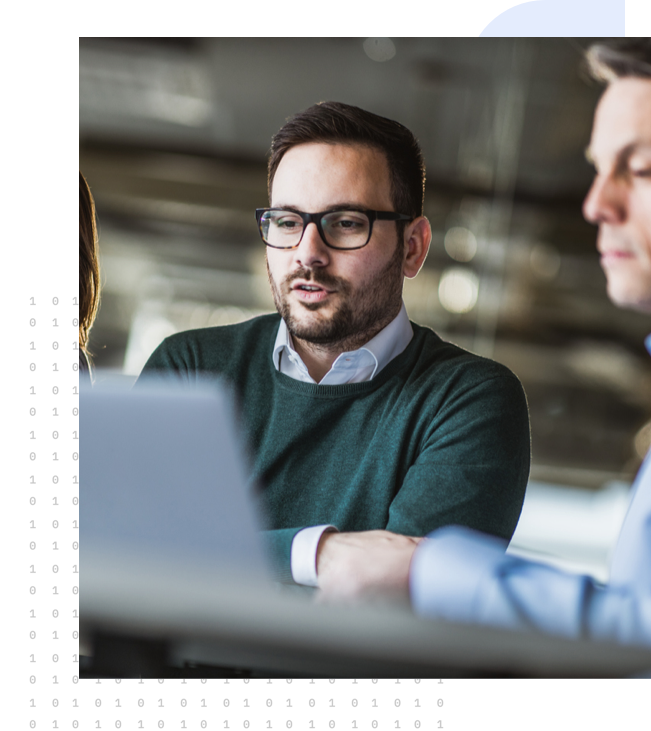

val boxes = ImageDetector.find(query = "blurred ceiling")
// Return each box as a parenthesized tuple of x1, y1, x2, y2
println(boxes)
(79, 37, 651, 484)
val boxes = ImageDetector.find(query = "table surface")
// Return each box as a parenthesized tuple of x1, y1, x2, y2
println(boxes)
(80, 548, 651, 679)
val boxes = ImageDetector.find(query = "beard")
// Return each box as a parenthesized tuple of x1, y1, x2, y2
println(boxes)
(267, 239, 405, 349)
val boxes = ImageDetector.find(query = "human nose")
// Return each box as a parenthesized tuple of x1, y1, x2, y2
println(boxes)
(582, 171, 627, 226)
(294, 221, 330, 268)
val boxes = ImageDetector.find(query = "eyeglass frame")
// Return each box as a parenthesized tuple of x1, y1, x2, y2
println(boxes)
(255, 207, 413, 250)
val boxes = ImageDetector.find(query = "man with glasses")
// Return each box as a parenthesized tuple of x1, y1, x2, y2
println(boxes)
(141, 102, 530, 587)
(316, 40, 651, 647)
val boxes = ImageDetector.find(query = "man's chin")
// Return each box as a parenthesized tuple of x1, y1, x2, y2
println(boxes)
(606, 276, 651, 313)
(284, 306, 352, 345)
(286, 318, 338, 344)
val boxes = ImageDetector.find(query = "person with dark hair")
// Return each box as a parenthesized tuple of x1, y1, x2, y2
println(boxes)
(79, 171, 101, 384)
(322, 39, 651, 646)
(140, 101, 530, 586)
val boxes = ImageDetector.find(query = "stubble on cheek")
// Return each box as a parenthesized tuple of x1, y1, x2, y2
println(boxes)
(265, 240, 405, 347)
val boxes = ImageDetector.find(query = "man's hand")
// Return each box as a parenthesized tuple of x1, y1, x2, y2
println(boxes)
(315, 530, 423, 603)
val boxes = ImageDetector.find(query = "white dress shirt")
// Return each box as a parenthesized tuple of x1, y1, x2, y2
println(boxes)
(272, 301, 413, 586)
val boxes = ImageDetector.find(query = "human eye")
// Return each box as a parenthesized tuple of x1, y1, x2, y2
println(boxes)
(625, 152, 651, 179)
(327, 211, 367, 231)
(274, 212, 303, 230)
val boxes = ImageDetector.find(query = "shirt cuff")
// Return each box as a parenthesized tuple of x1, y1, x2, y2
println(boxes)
(409, 526, 508, 622)
(291, 525, 338, 586)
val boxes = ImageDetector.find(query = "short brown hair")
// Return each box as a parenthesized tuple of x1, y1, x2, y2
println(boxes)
(586, 38, 651, 83)
(79, 171, 100, 357)
(267, 101, 426, 222)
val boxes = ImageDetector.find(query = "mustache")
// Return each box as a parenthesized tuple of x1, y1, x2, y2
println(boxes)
(283, 267, 346, 291)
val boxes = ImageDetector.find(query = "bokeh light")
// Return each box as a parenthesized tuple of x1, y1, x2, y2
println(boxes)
(438, 267, 479, 313)
(444, 226, 478, 262)
(363, 38, 396, 63)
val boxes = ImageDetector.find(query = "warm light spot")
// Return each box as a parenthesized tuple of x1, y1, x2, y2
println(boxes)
(438, 268, 479, 314)
(444, 227, 478, 262)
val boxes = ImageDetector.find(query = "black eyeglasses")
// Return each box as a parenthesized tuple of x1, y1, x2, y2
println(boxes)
(255, 208, 413, 250)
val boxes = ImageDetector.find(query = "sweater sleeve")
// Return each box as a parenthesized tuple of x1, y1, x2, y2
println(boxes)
(259, 528, 304, 584)
(139, 336, 194, 383)
(385, 373, 530, 541)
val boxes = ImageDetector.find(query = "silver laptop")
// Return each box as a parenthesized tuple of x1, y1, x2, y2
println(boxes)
(81, 377, 271, 582)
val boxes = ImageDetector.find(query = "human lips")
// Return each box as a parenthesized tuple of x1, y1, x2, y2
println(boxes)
(291, 279, 335, 303)
(599, 249, 636, 266)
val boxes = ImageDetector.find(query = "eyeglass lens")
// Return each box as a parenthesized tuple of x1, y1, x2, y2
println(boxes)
(260, 210, 371, 249)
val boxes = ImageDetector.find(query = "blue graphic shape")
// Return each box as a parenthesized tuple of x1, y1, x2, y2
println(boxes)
(481, 0, 624, 36)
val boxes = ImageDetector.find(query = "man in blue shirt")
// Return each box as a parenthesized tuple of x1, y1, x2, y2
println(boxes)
(316, 38, 651, 647)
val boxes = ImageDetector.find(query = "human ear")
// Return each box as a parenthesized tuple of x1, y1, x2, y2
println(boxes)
(403, 217, 432, 278)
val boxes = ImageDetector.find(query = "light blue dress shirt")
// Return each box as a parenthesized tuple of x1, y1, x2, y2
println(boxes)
(409, 336, 651, 647)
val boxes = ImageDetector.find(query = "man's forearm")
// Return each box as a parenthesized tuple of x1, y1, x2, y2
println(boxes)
(316, 530, 422, 601)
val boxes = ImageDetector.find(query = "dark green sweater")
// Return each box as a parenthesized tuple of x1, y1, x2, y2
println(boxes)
(141, 314, 530, 583)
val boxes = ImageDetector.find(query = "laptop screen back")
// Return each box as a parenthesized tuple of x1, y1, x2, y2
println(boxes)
(81, 380, 270, 580)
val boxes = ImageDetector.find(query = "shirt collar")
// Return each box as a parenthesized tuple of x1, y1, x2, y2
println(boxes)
(272, 301, 413, 378)
(353, 301, 413, 375)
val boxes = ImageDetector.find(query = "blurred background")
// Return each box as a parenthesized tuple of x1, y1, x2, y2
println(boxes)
(80, 37, 651, 580)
